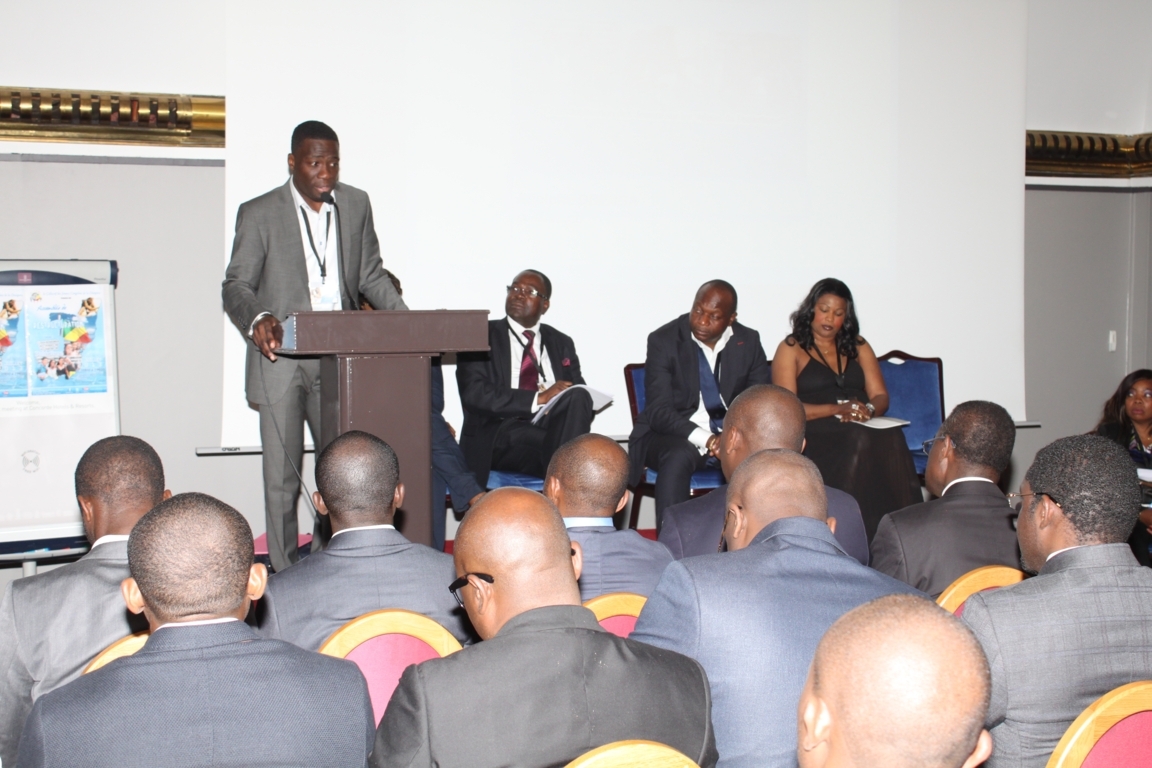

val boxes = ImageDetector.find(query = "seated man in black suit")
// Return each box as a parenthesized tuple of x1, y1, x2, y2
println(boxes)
(628, 280, 772, 528)
(797, 595, 993, 768)
(17, 493, 373, 768)
(257, 430, 473, 649)
(660, 384, 869, 564)
(871, 400, 1019, 597)
(371, 488, 718, 768)
(0, 436, 166, 767)
(544, 434, 673, 600)
(457, 270, 593, 486)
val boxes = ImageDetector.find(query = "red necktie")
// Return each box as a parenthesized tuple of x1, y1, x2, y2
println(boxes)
(518, 330, 539, 391)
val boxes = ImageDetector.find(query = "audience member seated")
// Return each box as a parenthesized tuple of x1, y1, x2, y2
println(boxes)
(1094, 368, 1152, 564)
(961, 434, 1152, 768)
(797, 594, 993, 768)
(371, 488, 718, 768)
(871, 400, 1020, 597)
(457, 270, 594, 487)
(0, 436, 167, 767)
(257, 430, 472, 648)
(632, 450, 917, 768)
(543, 434, 673, 600)
(17, 493, 373, 768)
(772, 278, 920, 542)
(627, 280, 771, 528)
(659, 384, 868, 564)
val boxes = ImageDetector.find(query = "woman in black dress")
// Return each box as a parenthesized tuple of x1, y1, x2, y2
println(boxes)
(772, 278, 920, 543)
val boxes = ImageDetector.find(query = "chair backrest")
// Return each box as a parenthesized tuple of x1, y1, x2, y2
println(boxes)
(565, 740, 699, 768)
(83, 631, 150, 674)
(936, 565, 1026, 615)
(319, 609, 463, 725)
(583, 592, 647, 638)
(1046, 680, 1152, 768)
(878, 350, 944, 472)
(624, 364, 646, 424)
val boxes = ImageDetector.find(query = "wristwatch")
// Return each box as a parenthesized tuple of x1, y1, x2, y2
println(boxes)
(864, 403, 876, 415)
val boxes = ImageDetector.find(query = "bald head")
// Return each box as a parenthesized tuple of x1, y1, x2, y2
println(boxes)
(721, 385, 806, 479)
(545, 434, 629, 518)
(454, 488, 581, 639)
(800, 595, 992, 768)
(725, 450, 826, 549)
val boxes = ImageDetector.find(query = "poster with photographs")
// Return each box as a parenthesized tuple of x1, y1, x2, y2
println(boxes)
(26, 290, 108, 396)
(0, 289, 26, 397)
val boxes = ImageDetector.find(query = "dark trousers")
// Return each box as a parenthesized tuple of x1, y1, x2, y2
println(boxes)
(492, 388, 594, 477)
(645, 434, 711, 530)
(431, 364, 485, 552)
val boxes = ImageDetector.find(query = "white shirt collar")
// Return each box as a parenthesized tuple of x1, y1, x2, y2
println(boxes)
(330, 523, 396, 539)
(1047, 545, 1085, 562)
(288, 179, 334, 212)
(564, 517, 615, 528)
(941, 477, 996, 496)
(506, 315, 540, 337)
(156, 616, 240, 631)
(91, 534, 130, 550)
(690, 324, 734, 359)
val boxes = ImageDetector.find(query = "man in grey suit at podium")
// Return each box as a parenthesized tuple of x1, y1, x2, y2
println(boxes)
(0, 436, 167, 767)
(222, 120, 406, 572)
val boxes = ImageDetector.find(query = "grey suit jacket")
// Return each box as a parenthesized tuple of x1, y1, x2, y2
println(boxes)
(961, 544, 1152, 768)
(0, 540, 147, 767)
(17, 621, 373, 768)
(257, 527, 473, 650)
(871, 479, 1020, 598)
(371, 605, 718, 768)
(658, 484, 870, 566)
(566, 525, 674, 601)
(632, 517, 920, 768)
(222, 181, 407, 405)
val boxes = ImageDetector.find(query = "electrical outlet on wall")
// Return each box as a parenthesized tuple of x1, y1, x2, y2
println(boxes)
(1108, 330, 1117, 352)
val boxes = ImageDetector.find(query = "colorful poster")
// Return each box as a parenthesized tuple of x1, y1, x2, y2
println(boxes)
(0, 290, 26, 397)
(25, 289, 108, 396)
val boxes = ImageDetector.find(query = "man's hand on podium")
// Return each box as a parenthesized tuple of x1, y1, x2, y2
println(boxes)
(537, 381, 573, 406)
(253, 315, 284, 362)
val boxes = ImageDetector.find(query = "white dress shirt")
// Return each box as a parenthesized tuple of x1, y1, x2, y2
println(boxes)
(330, 523, 396, 539)
(940, 476, 996, 495)
(507, 316, 551, 413)
(90, 534, 130, 550)
(156, 616, 240, 631)
(688, 325, 734, 453)
(289, 182, 343, 312)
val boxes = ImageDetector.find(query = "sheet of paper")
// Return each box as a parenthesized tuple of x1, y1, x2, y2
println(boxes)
(857, 415, 911, 430)
(531, 384, 613, 425)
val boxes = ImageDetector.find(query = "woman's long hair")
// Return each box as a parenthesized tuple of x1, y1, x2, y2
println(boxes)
(1098, 369, 1152, 430)
(787, 278, 862, 360)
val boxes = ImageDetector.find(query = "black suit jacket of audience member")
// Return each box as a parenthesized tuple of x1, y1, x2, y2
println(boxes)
(659, 483, 871, 565)
(870, 480, 1020, 598)
(371, 605, 718, 768)
(457, 318, 584, 487)
(17, 622, 373, 768)
(627, 315, 772, 486)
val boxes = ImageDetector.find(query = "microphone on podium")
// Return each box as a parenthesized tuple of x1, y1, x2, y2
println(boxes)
(320, 191, 351, 308)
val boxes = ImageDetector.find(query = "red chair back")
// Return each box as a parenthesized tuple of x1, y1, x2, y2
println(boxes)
(1081, 711, 1152, 768)
(1047, 680, 1152, 768)
(345, 634, 442, 724)
(583, 593, 647, 638)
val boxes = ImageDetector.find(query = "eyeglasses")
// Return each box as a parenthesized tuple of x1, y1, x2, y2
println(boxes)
(507, 285, 547, 300)
(448, 572, 494, 607)
(921, 437, 942, 456)
(717, 509, 732, 553)
(1006, 491, 1062, 513)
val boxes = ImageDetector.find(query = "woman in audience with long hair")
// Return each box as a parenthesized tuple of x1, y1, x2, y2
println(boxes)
(772, 278, 921, 543)
(1095, 369, 1152, 565)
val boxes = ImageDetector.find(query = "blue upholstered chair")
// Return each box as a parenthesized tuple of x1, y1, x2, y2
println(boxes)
(877, 350, 944, 476)
(624, 364, 724, 529)
(485, 469, 545, 492)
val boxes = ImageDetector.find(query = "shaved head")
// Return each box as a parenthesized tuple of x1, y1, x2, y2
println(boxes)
(724, 450, 827, 551)
(801, 595, 991, 768)
(721, 385, 806, 479)
(314, 430, 401, 525)
(545, 434, 629, 518)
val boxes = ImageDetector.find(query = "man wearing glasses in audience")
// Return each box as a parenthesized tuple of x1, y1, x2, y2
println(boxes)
(456, 270, 594, 488)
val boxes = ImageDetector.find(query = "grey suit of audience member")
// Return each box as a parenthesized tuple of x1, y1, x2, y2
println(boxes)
(962, 544, 1152, 768)
(566, 525, 673, 600)
(0, 540, 147, 767)
(658, 484, 870, 565)
(258, 526, 472, 649)
(632, 517, 919, 768)
(17, 622, 373, 768)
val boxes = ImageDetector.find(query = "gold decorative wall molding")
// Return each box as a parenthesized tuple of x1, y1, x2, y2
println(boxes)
(1026, 130, 1152, 178)
(0, 87, 224, 148)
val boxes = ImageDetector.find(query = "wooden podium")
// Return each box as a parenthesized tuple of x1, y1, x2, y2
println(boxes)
(278, 310, 489, 547)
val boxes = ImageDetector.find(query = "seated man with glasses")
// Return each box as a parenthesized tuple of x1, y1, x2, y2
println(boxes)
(871, 400, 1020, 597)
(456, 270, 594, 487)
(370, 488, 718, 768)
(960, 434, 1152, 768)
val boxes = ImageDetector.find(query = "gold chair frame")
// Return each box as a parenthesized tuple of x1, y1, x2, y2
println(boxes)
(1046, 680, 1152, 768)
(83, 631, 150, 674)
(565, 739, 699, 767)
(318, 609, 462, 659)
(583, 593, 647, 623)
(936, 565, 1026, 614)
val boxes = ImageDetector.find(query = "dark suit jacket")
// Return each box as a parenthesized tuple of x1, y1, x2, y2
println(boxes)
(632, 517, 920, 768)
(371, 605, 718, 768)
(628, 316, 771, 485)
(962, 544, 1152, 768)
(871, 479, 1020, 598)
(17, 622, 373, 768)
(0, 540, 148, 767)
(567, 526, 674, 600)
(257, 527, 473, 650)
(222, 181, 407, 405)
(659, 484, 870, 565)
(457, 319, 584, 487)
